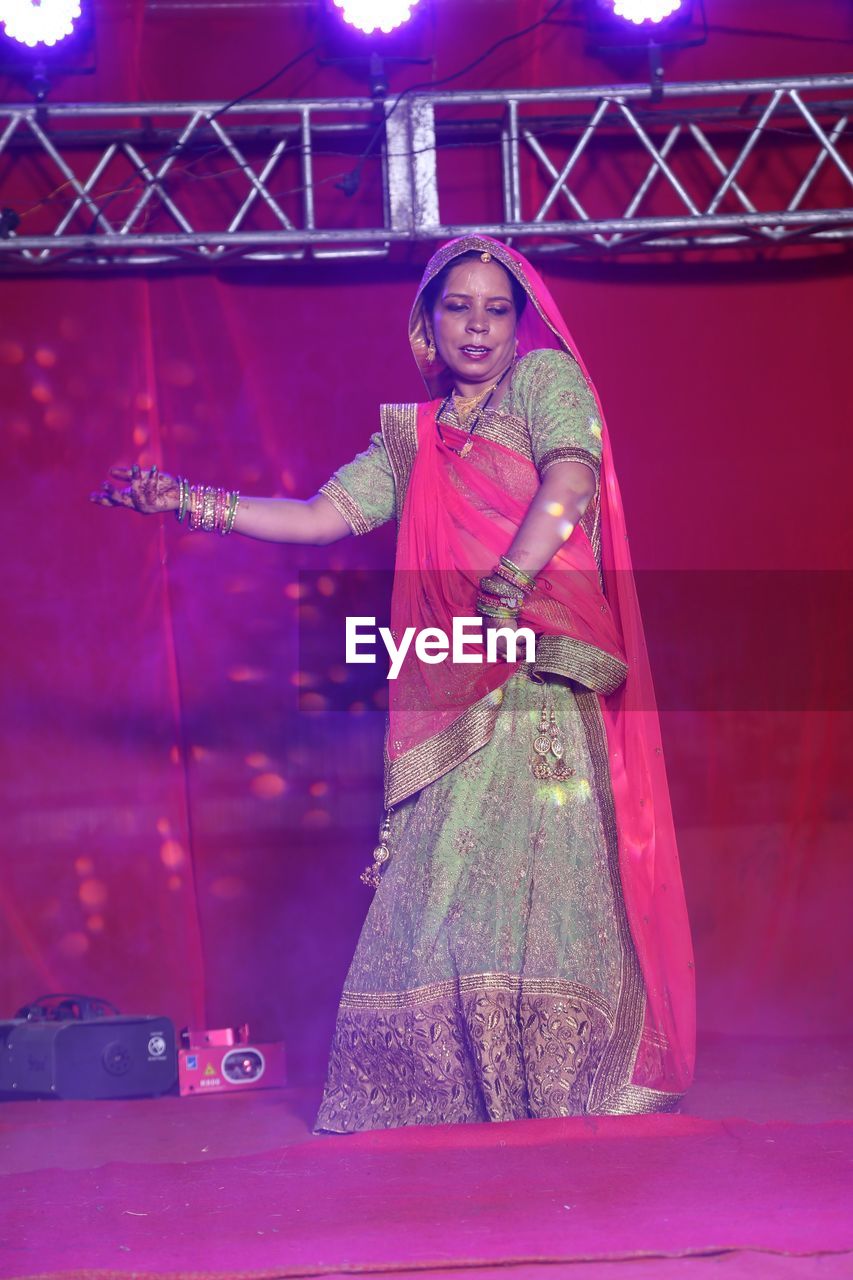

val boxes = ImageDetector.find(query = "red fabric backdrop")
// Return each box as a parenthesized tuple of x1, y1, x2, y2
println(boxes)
(1, 0, 851, 1081)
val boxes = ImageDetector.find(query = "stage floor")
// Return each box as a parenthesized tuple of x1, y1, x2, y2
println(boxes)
(1, 1034, 851, 1280)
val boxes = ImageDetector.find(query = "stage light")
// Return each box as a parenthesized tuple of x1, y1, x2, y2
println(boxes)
(332, 0, 421, 37)
(0, 0, 82, 48)
(585, 0, 704, 95)
(608, 0, 683, 23)
(0, 0, 95, 99)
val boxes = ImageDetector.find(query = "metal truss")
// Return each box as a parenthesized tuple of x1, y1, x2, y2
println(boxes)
(0, 72, 851, 269)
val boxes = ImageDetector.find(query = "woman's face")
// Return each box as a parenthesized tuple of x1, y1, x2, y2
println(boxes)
(431, 258, 518, 390)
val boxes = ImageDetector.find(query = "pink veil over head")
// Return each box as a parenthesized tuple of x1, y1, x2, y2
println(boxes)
(407, 235, 696, 1104)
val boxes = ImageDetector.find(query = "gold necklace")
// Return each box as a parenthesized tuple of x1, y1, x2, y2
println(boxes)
(452, 377, 502, 428)
(438, 361, 515, 459)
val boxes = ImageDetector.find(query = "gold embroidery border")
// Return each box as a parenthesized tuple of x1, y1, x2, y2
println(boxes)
(533, 637, 627, 695)
(575, 689, 647, 1114)
(380, 402, 419, 521)
(317, 477, 372, 537)
(340, 972, 615, 1026)
(384, 683, 507, 808)
(596, 1084, 683, 1115)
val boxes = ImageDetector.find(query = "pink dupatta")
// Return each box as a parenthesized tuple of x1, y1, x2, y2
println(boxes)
(392, 235, 695, 1102)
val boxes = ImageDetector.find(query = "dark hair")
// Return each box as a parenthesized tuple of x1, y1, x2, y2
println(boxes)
(421, 249, 527, 318)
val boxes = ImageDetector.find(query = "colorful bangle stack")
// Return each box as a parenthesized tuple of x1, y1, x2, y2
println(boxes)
(476, 554, 537, 621)
(175, 479, 240, 535)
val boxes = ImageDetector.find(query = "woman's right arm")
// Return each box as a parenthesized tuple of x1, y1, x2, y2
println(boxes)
(91, 467, 354, 546)
(94, 426, 396, 546)
(230, 493, 353, 545)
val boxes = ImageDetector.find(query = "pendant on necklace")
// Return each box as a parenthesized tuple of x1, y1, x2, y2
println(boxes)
(460, 438, 473, 459)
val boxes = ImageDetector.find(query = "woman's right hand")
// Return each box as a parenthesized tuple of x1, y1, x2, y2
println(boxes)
(90, 464, 179, 515)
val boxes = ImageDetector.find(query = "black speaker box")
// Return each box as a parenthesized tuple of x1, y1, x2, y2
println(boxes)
(0, 1016, 177, 1099)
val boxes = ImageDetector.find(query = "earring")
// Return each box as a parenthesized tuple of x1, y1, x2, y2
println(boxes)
(426, 338, 436, 365)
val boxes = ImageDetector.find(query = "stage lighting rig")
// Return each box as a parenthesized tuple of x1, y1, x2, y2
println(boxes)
(585, 0, 706, 99)
(0, 0, 95, 100)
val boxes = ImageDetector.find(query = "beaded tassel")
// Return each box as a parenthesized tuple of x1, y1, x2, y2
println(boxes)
(531, 695, 574, 780)
(360, 809, 393, 888)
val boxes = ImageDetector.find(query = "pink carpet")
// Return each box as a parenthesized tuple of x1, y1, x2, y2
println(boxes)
(1, 1036, 851, 1280)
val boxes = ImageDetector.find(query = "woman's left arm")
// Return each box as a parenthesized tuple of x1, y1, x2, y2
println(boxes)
(501, 459, 596, 577)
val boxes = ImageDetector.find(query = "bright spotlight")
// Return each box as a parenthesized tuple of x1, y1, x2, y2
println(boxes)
(333, 0, 421, 36)
(610, 0, 683, 22)
(1, 0, 82, 48)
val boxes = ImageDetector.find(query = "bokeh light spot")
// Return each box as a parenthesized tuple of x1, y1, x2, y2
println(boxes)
(160, 839, 185, 869)
(31, 381, 52, 404)
(245, 752, 272, 769)
(284, 581, 307, 601)
(74, 856, 94, 877)
(228, 666, 267, 683)
(250, 772, 287, 798)
(317, 576, 337, 597)
(87, 914, 105, 934)
(309, 780, 329, 797)
(79, 878, 108, 909)
(167, 874, 183, 892)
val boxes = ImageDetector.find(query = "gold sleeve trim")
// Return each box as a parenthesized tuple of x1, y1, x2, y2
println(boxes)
(317, 478, 372, 537)
(538, 445, 601, 478)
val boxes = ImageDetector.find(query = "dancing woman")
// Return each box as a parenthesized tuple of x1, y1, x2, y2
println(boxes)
(94, 235, 695, 1133)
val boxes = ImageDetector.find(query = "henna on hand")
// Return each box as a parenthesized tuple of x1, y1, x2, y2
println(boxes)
(89, 464, 179, 514)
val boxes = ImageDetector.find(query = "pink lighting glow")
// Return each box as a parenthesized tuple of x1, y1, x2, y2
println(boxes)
(1, 0, 82, 47)
(333, 0, 421, 36)
(612, 0, 683, 23)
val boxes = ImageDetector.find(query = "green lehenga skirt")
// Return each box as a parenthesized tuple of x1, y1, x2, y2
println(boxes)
(313, 668, 644, 1133)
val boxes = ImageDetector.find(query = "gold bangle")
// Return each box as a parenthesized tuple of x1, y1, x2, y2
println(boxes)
(498, 555, 536, 591)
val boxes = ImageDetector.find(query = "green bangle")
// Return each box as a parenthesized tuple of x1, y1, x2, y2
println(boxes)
(175, 477, 189, 523)
(223, 490, 240, 535)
